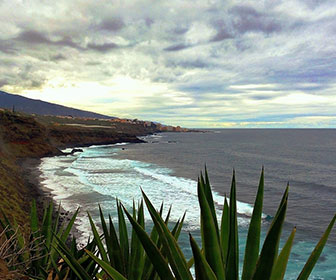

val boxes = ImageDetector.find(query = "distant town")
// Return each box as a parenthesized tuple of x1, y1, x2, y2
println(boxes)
(48, 114, 190, 132)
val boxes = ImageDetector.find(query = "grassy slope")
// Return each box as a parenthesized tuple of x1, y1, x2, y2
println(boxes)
(0, 111, 60, 229)
(0, 110, 158, 231)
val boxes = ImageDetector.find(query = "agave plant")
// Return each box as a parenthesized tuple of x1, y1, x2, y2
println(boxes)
(191, 168, 335, 280)
(83, 168, 335, 280)
(2, 168, 334, 280)
(54, 199, 186, 280)
(0, 200, 80, 279)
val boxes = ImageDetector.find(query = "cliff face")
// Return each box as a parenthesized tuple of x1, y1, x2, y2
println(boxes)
(0, 111, 59, 228)
(0, 110, 156, 230)
(0, 111, 60, 158)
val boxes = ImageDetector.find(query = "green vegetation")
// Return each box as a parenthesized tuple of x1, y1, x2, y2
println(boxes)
(0, 109, 158, 235)
(1, 169, 335, 279)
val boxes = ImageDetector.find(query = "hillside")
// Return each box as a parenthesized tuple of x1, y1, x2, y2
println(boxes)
(0, 110, 158, 231)
(0, 90, 115, 119)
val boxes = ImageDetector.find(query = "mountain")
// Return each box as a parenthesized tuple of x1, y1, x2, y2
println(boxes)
(0, 90, 115, 119)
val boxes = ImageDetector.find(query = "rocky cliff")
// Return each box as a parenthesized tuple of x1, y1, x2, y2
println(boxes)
(0, 110, 157, 230)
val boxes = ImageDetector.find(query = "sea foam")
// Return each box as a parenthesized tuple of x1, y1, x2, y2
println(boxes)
(39, 143, 256, 242)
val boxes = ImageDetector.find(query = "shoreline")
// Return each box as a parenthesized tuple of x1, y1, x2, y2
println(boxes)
(19, 157, 79, 234)
(18, 137, 149, 241)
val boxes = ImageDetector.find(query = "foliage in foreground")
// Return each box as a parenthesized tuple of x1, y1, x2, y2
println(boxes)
(0, 168, 335, 280)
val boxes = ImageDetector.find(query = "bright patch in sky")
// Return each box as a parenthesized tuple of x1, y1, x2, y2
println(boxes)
(0, 0, 336, 127)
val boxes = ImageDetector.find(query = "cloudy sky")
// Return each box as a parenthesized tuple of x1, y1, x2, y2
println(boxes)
(1, 0, 336, 127)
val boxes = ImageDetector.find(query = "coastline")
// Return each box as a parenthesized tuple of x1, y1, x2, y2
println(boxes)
(19, 157, 85, 242)
(18, 136, 148, 238)
(0, 110, 193, 236)
(19, 158, 50, 217)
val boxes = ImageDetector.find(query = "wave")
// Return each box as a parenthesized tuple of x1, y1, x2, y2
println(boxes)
(39, 144, 259, 242)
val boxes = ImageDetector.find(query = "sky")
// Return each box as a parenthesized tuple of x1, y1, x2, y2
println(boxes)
(0, 0, 336, 128)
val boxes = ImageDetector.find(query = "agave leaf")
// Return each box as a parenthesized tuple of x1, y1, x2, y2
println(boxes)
(108, 214, 126, 274)
(48, 208, 80, 271)
(190, 233, 217, 280)
(50, 255, 62, 278)
(220, 195, 229, 265)
(204, 166, 220, 238)
(39, 266, 49, 278)
(118, 200, 129, 270)
(122, 204, 175, 280)
(242, 168, 264, 280)
(270, 227, 296, 280)
(198, 178, 225, 280)
(42, 203, 53, 239)
(164, 205, 172, 224)
(98, 205, 115, 267)
(226, 171, 239, 280)
(87, 212, 109, 263)
(172, 212, 186, 240)
(252, 185, 289, 280)
(138, 199, 145, 227)
(52, 235, 92, 280)
(142, 209, 162, 280)
(42, 203, 53, 264)
(53, 203, 61, 234)
(60, 208, 79, 242)
(141, 190, 193, 280)
(297, 214, 336, 280)
(53, 247, 90, 280)
(129, 200, 137, 274)
(70, 236, 78, 255)
(159, 202, 164, 216)
(85, 249, 128, 280)
(129, 201, 145, 280)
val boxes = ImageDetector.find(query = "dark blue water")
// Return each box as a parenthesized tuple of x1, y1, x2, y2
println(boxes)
(40, 129, 336, 279)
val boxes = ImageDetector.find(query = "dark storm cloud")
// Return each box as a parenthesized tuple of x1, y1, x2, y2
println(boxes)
(173, 26, 189, 35)
(145, 18, 154, 27)
(210, 29, 233, 42)
(230, 6, 282, 33)
(177, 60, 209, 69)
(15, 29, 123, 53)
(98, 18, 125, 32)
(230, 5, 282, 34)
(50, 54, 66, 62)
(208, 19, 233, 42)
(163, 43, 190, 52)
(15, 30, 83, 49)
(86, 42, 120, 52)
(55, 36, 82, 49)
(16, 30, 50, 44)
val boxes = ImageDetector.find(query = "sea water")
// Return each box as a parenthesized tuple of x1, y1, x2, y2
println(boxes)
(39, 130, 336, 279)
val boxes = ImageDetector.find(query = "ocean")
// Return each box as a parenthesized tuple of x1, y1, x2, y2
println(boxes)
(38, 129, 336, 279)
